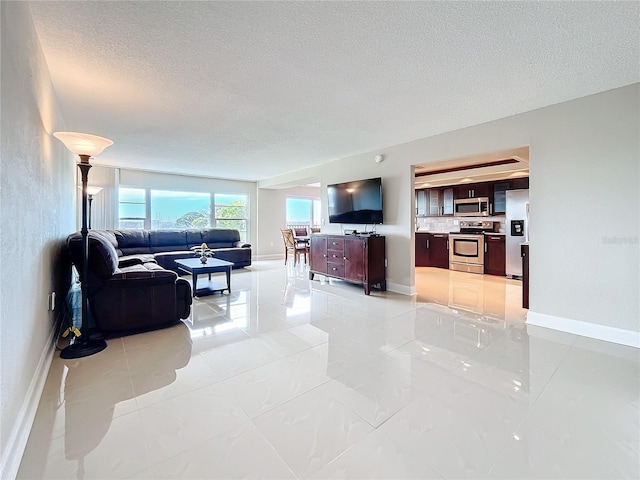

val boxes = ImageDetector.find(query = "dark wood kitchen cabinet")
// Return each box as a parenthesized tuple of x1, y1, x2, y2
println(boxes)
(415, 189, 427, 216)
(455, 182, 490, 200)
(484, 234, 506, 276)
(416, 187, 454, 217)
(310, 234, 386, 295)
(415, 233, 430, 266)
(493, 182, 510, 215)
(441, 187, 454, 215)
(522, 244, 529, 308)
(415, 233, 449, 268)
(429, 233, 449, 269)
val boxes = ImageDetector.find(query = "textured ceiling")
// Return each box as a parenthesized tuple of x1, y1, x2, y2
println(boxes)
(29, 1, 639, 182)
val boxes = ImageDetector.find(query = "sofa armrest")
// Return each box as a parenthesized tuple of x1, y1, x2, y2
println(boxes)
(233, 241, 251, 248)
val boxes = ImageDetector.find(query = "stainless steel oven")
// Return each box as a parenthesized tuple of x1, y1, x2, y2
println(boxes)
(449, 233, 484, 274)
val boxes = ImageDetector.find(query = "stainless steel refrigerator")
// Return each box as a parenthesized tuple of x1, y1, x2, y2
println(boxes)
(505, 189, 529, 278)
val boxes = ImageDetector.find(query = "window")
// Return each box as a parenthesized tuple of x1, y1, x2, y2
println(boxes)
(214, 194, 248, 241)
(150, 190, 210, 229)
(118, 187, 249, 239)
(118, 188, 147, 229)
(286, 196, 321, 228)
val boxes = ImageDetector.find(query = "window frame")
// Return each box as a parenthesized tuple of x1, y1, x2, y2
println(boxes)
(118, 187, 150, 229)
(118, 187, 250, 241)
(213, 193, 249, 241)
(286, 195, 321, 228)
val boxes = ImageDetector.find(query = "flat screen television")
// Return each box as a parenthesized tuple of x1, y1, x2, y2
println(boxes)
(327, 177, 383, 224)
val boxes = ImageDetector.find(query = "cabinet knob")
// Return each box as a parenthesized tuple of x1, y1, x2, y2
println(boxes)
(323, 254, 327, 258)
(343, 257, 347, 260)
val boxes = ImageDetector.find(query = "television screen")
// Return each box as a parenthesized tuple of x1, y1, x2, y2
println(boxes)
(327, 177, 383, 224)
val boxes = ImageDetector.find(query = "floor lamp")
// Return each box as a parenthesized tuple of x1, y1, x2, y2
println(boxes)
(54, 132, 113, 359)
(86, 186, 103, 229)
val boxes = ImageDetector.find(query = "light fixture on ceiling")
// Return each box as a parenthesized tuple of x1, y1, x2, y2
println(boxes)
(374, 154, 384, 163)
(54, 132, 113, 359)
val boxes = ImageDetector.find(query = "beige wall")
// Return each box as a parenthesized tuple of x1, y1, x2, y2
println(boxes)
(256, 186, 320, 257)
(0, 2, 75, 476)
(260, 84, 640, 332)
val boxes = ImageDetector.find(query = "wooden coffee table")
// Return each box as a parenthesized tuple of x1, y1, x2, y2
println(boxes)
(175, 258, 234, 297)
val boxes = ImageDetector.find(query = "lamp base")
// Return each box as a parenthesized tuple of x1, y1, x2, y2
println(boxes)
(60, 337, 107, 359)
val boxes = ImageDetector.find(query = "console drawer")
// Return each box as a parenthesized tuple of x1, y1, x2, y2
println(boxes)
(326, 263, 345, 277)
(327, 250, 344, 262)
(327, 238, 344, 250)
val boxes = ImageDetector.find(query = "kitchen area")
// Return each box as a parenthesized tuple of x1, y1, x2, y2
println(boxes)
(414, 148, 530, 320)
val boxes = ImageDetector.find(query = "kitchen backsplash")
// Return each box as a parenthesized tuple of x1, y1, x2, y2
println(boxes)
(416, 216, 506, 233)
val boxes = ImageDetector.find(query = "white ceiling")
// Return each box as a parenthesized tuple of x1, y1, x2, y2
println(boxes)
(414, 147, 530, 188)
(29, 1, 639, 182)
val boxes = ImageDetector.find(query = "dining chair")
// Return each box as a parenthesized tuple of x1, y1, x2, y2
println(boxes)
(281, 228, 309, 265)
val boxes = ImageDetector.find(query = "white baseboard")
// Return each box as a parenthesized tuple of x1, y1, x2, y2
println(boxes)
(253, 254, 284, 260)
(0, 327, 57, 480)
(526, 311, 640, 348)
(386, 282, 415, 296)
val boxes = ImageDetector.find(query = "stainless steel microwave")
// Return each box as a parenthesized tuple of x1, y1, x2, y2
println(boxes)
(454, 197, 490, 217)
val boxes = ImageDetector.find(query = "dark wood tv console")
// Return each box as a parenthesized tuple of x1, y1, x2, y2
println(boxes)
(309, 234, 386, 295)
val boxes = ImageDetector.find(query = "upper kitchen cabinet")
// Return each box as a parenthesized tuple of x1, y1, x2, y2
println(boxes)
(455, 182, 491, 199)
(441, 187, 454, 215)
(493, 178, 530, 215)
(511, 177, 529, 190)
(416, 189, 427, 216)
(416, 187, 454, 217)
(493, 181, 510, 215)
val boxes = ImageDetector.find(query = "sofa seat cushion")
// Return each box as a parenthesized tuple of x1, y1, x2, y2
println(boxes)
(153, 250, 197, 272)
(118, 254, 156, 268)
(207, 247, 251, 267)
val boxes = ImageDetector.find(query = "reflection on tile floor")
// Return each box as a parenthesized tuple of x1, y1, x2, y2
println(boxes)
(18, 261, 639, 479)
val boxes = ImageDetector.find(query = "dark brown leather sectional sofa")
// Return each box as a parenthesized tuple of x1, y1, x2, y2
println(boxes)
(66, 228, 251, 333)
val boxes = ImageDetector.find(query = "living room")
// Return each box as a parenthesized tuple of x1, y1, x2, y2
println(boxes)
(2, 2, 639, 479)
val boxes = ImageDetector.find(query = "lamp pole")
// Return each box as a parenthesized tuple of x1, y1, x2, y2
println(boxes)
(54, 132, 112, 359)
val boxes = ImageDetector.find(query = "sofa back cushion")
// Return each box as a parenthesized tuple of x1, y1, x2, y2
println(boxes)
(67, 232, 119, 280)
(113, 230, 150, 255)
(149, 230, 188, 253)
(201, 229, 240, 248)
(186, 230, 203, 248)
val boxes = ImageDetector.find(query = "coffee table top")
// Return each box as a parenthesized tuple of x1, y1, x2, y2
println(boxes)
(175, 257, 234, 271)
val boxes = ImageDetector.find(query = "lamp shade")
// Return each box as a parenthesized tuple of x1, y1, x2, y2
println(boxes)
(53, 132, 113, 157)
(84, 186, 103, 196)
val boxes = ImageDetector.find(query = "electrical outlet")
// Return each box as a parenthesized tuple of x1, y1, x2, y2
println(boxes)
(270, 242, 274, 247)
(48, 292, 56, 311)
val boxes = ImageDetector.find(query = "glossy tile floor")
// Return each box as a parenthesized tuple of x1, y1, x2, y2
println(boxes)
(18, 261, 639, 479)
